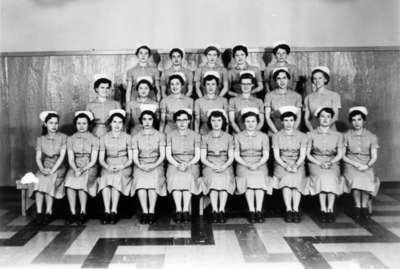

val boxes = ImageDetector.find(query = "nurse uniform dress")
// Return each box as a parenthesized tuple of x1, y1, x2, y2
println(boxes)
(264, 62, 299, 91)
(64, 132, 99, 197)
(131, 129, 167, 196)
(161, 67, 193, 95)
(126, 63, 160, 100)
(229, 95, 264, 131)
(272, 129, 308, 194)
(166, 129, 201, 194)
(194, 95, 228, 135)
(86, 100, 121, 137)
(235, 130, 272, 194)
(343, 129, 380, 196)
(126, 98, 159, 135)
(307, 128, 344, 195)
(228, 63, 263, 95)
(201, 131, 235, 194)
(30, 132, 67, 199)
(98, 132, 133, 196)
(194, 64, 228, 95)
(160, 95, 193, 134)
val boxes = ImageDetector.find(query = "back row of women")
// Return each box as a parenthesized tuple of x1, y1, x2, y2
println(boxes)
(29, 41, 380, 227)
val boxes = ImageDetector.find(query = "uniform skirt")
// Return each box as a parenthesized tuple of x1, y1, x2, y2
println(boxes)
(98, 156, 132, 196)
(343, 163, 380, 196)
(273, 158, 308, 194)
(307, 156, 344, 195)
(131, 157, 167, 196)
(64, 155, 98, 197)
(166, 162, 201, 194)
(202, 155, 235, 194)
(235, 156, 273, 194)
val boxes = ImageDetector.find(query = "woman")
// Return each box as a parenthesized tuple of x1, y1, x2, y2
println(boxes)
(304, 66, 341, 131)
(229, 73, 264, 134)
(272, 106, 308, 223)
(160, 48, 194, 98)
(343, 106, 380, 219)
(126, 45, 161, 102)
(264, 41, 299, 92)
(201, 109, 235, 223)
(65, 111, 99, 225)
(86, 75, 121, 138)
(160, 74, 193, 134)
(131, 107, 166, 224)
(166, 110, 201, 223)
(307, 107, 344, 223)
(98, 109, 133, 225)
(194, 45, 228, 97)
(125, 77, 159, 135)
(235, 109, 271, 223)
(265, 67, 302, 135)
(194, 71, 228, 135)
(31, 111, 67, 225)
(228, 44, 263, 97)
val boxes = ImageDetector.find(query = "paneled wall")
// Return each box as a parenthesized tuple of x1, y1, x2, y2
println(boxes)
(1, 48, 399, 186)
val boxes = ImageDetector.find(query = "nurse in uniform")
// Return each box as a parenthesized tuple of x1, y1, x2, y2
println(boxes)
(65, 111, 99, 225)
(31, 111, 67, 225)
(307, 107, 344, 223)
(194, 71, 228, 135)
(160, 74, 194, 134)
(304, 66, 341, 131)
(343, 106, 380, 219)
(125, 77, 159, 135)
(86, 75, 121, 138)
(98, 109, 133, 225)
(235, 109, 271, 223)
(264, 41, 299, 92)
(229, 73, 264, 134)
(200, 109, 235, 223)
(272, 106, 308, 223)
(194, 45, 228, 97)
(166, 109, 201, 223)
(160, 48, 193, 98)
(228, 44, 263, 97)
(126, 45, 161, 102)
(265, 67, 302, 135)
(131, 105, 166, 224)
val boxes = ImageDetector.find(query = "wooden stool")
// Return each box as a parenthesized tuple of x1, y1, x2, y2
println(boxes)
(16, 180, 30, 216)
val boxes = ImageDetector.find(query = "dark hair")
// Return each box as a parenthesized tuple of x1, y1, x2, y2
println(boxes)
(106, 113, 126, 126)
(280, 111, 297, 121)
(311, 70, 330, 84)
(207, 111, 227, 130)
(173, 109, 192, 122)
(232, 45, 248, 57)
(169, 48, 184, 58)
(136, 79, 153, 92)
(41, 113, 59, 135)
(273, 44, 291, 55)
(73, 113, 93, 132)
(349, 110, 367, 122)
(168, 74, 185, 86)
(139, 110, 157, 127)
(204, 46, 220, 57)
(135, 45, 151, 56)
(203, 74, 220, 87)
(273, 69, 291, 81)
(94, 78, 112, 91)
(239, 73, 255, 85)
(241, 111, 260, 123)
(317, 107, 335, 118)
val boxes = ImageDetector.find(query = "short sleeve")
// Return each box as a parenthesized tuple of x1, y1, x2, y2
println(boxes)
(194, 133, 201, 148)
(194, 99, 201, 117)
(99, 136, 106, 151)
(227, 135, 235, 150)
(303, 95, 310, 112)
(159, 133, 166, 147)
(67, 137, 73, 151)
(264, 93, 272, 108)
(295, 93, 302, 108)
(300, 133, 308, 148)
(272, 133, 279, 149)
(160, 99, 167, 114)
(336, 133, 344, 148)
(200, 135, 208, 149)
(228, 98, 236, 112)
(60, 134, 67, 149)
(126, 135, 133, 150)
(306, 132, 313, 150)
(221, 68, 228, 83)
(166, 132, 173, 147)
(222, 98, 229, 112)
(131, 135, 138, 150)
(234, 135, 240, 151)
(257, 100, 264, 114)
(92, 136, 100, 151)
(36, 137, 42, 152)
(371, 133, 379, 149)
(343, 133, 350, 148)
(261, 133, 269, 151)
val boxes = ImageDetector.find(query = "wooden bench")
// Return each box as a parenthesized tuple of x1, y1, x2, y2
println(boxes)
(16, 180, 31, 216)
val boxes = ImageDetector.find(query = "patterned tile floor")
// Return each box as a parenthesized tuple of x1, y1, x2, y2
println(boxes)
(1, 183, 400, 269)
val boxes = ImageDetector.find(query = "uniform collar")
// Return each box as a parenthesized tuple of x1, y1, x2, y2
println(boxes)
(234, 62, 249, 70)
(351, 128, 366, 137)
(316, 126, 332, 135)
(282, 129, 295, 136)
(244, 130, 257, 137)
(75, 131, 89, 139)
(204, 94, 217, 100)
(210, 131, 224, 138)
(141, 128, 157, 136)
(45, 133, 58, 140)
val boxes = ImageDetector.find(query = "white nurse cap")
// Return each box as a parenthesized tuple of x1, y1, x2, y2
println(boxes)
(272, 40, 289, 50)
(272, 67, 289, 77)
(172, 72, 187, 82)
(278, 106, 298, 115)
(180, 108, 193, 115)
(239, 70, 256, 78)
(240, 107, 259, 116)
(108, 109, 126, 118)
(314, 106, 334, 117)
(136, 76, 153, 84)
(39, 111, 58, 122)
(207, 108, 227, 119)
(311, 66, 330, 76)
(93, 73, 112, 82)
(139, 104, 158, 113)
(203, 70, 221, 79)
(74, 110, 94, 121)
(349, 106, 368, 115)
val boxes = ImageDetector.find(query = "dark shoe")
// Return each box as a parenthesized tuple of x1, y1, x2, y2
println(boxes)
(148, 213, 155, 225)
(174, 211, 182, 223)
(43, 213, 53, 224)
(285, 211, 293, 223)
(354, 207, 361, 220)
(183, 211, 190, 223)
(78, 213, 87, 225)
(34, 213, 44, 225)
(109, 212, 117, 224)
(255, 211, 264, 223)
(327, 212, 335, 223)
(320, 211, 327, 223)
(361, 208, 371, 219)
(210, 211, 218, 223)
(293, 211, 301, 223)
(66, 214, 76, 225)
(140, 213, 148, 224)
(249, 212, 256, 223)
(219, 211, 227, 223)
(101, 213, 110, 225)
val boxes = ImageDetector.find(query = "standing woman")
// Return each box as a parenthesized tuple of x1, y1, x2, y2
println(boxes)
(343, 106, 380, 219)
(64, 111, 99, 225)
(235, 109, 271, 223)
(307, 107, 344, 223)
(125, 77, 159, 135)
(131, 106, 166, 224)
(126, 45, 161, 102)
(201, 109, 235, 223)
(265, 67, 302, 135)
(194, 71, 228, 135)
(160, 74, 194, 134)
(272, 106, 308, 223)
(166, 110, 201, 223)
(98, 109, 133, 225)
(304, 66, 341, 131)
(194, 45, 228, 97)
(228, 44, 263, 97)
(86, 75, 121, 138)
(31, 111, 67, 225)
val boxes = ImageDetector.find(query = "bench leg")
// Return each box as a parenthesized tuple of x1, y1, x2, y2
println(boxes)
(21, 189, 27, 216)
(199, 197, 204, 216)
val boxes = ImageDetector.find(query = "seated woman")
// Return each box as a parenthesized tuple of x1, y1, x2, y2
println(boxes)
(264, 67, 302, 135)
(131, 106, 166, 224)
(31, 111, 67, 225)
(125, 76, 159, 135)
(65, 111, 99, 225)
(307, 107, 344, 223)
(200, 109, 235, 223)
(194, 71, 228, 135)
(98, 109, 133, 225)
(160, 74, 194, 134)
(235, 108, 271, 223)
(343, 106, 380, 219)
(166, 109, 201, 223)
(272, 106, 308, 223)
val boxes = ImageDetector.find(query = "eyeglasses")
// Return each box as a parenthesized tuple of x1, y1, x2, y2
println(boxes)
(241, 83, 253, 86)
(176, 119, 189, 122)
